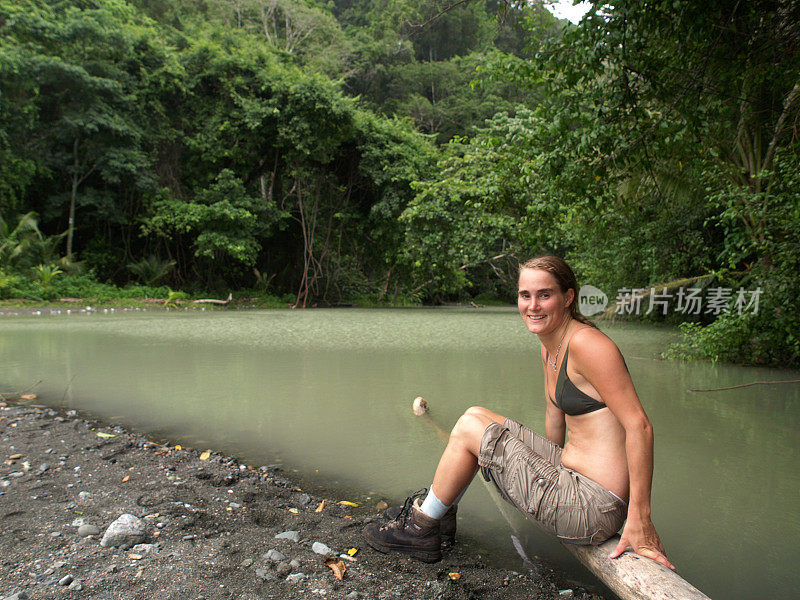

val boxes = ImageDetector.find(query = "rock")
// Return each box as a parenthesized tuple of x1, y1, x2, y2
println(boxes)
(289, 559, 301, 570)
(78, 491, 92, 502)
(263, 549, 287, 562)
(255, 568, 275, 581)
(77, 524, 100, 537)
(228, 502, 241, 509)
(559, 590, 574, 598)
(68, 580, 82, 591)
(100, 514, 146, 548)
(58, 574, 74, 586)
(375, 501, 389, 511)
(276, 562, 292, 577)
(49, 531, 61, 537)
(285, 573, 308, 583)
(132, 543, 159, 554)
(274, 530, 300, 543)
(3, 592, 30, 600)
(346, 593, 360, 600)
(36, 463, 50, 474)
(52, 561, 66, 569)
(240, 558, 254, 568)
(312, 542, 332, 555)
(1, 481, 10, 488)
(298, 493, 311, 506)
(182, 534, 196, 541)
(107, 564, 118, 573)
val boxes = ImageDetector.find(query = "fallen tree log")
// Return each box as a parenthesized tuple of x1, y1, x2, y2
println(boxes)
(193, 293, 233, 305)
(564, 537, 710, 600)
(412, 397, 711, 600)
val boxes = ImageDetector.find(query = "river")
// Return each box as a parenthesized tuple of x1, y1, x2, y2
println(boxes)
(1, 307, 798, 599)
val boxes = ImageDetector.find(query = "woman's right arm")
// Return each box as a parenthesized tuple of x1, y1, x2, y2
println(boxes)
(541, 344, 566, 446)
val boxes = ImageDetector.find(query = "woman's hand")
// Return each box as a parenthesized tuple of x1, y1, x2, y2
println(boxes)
(610, 515, 675, 571)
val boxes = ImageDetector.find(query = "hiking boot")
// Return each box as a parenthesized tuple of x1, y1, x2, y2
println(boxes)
(384, 502, 457, 548)
(364, 493, 442, 563)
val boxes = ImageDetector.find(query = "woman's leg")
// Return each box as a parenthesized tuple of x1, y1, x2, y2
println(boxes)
(428, 406, 506, 505)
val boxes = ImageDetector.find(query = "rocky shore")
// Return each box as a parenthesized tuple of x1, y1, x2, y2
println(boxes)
(0, 403, 601, 600)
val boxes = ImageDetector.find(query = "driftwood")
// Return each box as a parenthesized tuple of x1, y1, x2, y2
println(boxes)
(413, 398, 711, 600)
(687, 378, 800, 392)
(565, 539, 710, 600)
(193, 293, 233, 305)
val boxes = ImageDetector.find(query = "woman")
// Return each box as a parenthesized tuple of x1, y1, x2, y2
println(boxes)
(364, 255, 674, 570)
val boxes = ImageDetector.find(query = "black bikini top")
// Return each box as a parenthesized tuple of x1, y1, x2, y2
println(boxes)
(546, 346, 607, 416)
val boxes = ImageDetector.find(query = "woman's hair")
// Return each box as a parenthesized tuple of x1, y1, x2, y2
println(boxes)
(519, 255, 597, 328)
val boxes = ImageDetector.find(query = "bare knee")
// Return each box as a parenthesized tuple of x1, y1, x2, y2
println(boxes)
(464, 406, 506, 425)
(449, 408, 494, 449)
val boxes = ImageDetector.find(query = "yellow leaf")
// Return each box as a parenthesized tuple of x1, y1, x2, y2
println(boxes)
(347, 547, 358, 557)
(121, 475, 130, 483)
(96, 432, 115, 438)
(288, 508, 299, 514)
(448, 572, 461, 581)
(338, 501, 359, 507)
(174, 444, 182, 450)
(199, 450, 211, 461)
(324, 557, 346, 581)
(315, 500, 326, 513)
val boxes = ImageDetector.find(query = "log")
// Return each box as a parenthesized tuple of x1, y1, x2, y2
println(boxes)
(412, 398, 711, 600)
(564, 537, 710, 600)
(193, 293, 233, 305)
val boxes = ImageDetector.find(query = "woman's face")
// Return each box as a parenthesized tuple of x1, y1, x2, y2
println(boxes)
(517, 268, 574, 336)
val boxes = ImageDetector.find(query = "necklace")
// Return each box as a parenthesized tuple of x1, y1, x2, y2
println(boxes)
(546, 321, 571, 371)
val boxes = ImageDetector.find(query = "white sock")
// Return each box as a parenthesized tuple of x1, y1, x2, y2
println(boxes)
(419, 485, 466, 520)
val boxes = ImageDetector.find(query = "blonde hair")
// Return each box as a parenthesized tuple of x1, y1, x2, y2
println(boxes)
(519, 255, 596, 328)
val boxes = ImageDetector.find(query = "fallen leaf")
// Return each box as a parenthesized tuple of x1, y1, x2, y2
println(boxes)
(121, 475, 130, 483)
(20, 394, 36, 400)
(288, 508, 299, 515)
(347, 547, 358, 557)
(174, 444, 182, 450)
(96, 432, 115, 439)
(448, 572, 461, 581)
(199, 450, 211, 461)
(315, 500, 326, 513)
(324, 557, 346, 581)
(375, 501, 388, 511)
(338, 500, 359, 507)
(129, 553, 143, 560)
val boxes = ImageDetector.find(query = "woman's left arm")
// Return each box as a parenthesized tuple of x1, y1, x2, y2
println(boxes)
(570, 330, 675, 571)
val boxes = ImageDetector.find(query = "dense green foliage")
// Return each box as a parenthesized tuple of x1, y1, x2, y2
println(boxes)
(1, 0, 798, 365)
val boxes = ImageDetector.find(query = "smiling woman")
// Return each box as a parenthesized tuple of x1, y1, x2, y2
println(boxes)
(364, 255, 674, 571)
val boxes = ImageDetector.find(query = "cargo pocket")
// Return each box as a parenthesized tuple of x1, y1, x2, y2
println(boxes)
(589, 502, 625, 545)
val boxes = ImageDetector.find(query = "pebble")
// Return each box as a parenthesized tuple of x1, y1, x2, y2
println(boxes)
(50, 531, 61, 537)
(100, 514, 146, 548)
(78, 491, 92, 502)
(182, 534, 196, 541)
(3, 592, 30, 600)
(559, 590, 574, 598)
(228, 502, 241, 509)
(58, 574, 74, 586)
(68, 580, 82, 591)
(77, 524, 100, 537)
(346, 593, 360, 600)
(274, 530, 300, 543)
(298, 493, 311, 506)
(285, 573, 309, 583)
(255, 568, 275, 581)
(240, 558, 254, 568)
(131, 543, 159, 554)
(52, 561, 66, 569)
(312, 542, 332, 555)
(107, 564, 118, 573)
(1, 481, 10, 488)
(264, 549, 287, 562)
(276, 561, 292, 577)
(289, 559, 302, 570)
(375, 501, 389, 511)
(36, 463, 50, 474)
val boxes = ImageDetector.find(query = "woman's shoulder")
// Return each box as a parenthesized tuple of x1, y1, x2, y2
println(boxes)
(569, 324, 625, 365)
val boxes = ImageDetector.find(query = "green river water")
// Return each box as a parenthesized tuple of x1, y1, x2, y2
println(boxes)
(2, 308, 798, 599)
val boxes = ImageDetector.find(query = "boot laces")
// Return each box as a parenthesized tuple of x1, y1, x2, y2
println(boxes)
(386, 488, 427, 530)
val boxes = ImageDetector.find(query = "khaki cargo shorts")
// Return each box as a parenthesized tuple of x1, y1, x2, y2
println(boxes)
(478, 418, 627, 545)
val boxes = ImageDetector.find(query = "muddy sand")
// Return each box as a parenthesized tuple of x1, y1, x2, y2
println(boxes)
(0, 403, 605, 600)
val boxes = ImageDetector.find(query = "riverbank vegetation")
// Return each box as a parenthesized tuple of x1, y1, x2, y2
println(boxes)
(1, 0, 798, 366)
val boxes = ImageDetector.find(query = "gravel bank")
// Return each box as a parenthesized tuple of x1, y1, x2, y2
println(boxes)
(0, 403, 603, 600)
